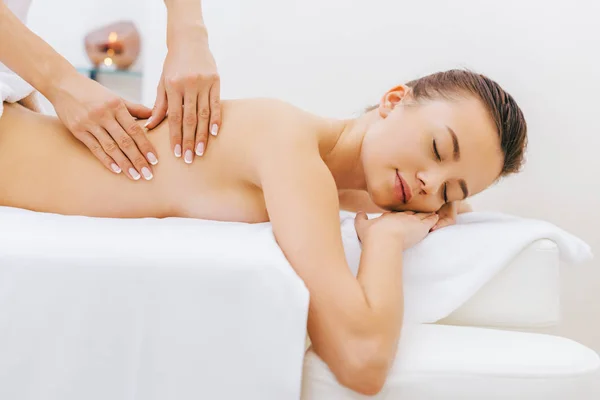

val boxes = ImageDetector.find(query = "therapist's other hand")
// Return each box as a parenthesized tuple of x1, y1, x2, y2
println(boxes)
(146, 32, 221, 164)
(51, 72, 157, 181)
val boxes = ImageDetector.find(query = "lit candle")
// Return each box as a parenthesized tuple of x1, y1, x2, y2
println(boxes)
(102, 56, 116, 71)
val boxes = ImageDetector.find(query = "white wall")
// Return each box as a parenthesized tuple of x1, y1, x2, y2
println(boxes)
(26, 0, 600, 352)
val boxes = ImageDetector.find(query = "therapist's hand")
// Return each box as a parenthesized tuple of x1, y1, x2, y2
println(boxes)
(50, 72, 157, 181)
(146, 31, 221, 164)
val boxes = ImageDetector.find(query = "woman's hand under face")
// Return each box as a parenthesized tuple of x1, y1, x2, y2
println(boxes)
(431, 200, 473, 231)
(354, 211, 439, 250)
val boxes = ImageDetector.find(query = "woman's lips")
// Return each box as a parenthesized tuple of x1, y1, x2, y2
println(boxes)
(395, 170, 413, 204)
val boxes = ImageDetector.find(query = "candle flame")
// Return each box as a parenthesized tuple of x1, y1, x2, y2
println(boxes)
(108, 32, 118, 43)
(107, 49, 115, 57)
(103, 57, 113, 66)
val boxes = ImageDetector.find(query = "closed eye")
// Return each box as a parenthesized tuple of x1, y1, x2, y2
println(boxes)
(432, 139, 441, 161)
(433, 140, 448, 203)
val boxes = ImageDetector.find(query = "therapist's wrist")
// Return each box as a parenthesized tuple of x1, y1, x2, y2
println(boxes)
(167, 23, 208, 50)
(41, 64, 80, 103)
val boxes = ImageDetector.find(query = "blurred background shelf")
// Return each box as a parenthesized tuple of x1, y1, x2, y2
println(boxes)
(76, 66, 143, 103)
(38, 66, 144, 116)
(75, 67, 143, 79)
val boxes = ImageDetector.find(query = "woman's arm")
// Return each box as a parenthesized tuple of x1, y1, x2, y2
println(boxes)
(259, 139, 406, 395)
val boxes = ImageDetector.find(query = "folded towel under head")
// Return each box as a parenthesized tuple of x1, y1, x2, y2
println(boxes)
(340, 211, 593, 323)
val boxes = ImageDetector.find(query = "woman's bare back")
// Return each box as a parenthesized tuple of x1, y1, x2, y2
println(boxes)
(0, 99, 332, 222)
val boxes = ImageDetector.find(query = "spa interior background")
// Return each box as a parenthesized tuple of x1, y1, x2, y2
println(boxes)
(26, 0, 599, 353)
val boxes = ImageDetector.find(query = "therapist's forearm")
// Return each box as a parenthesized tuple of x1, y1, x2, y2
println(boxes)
(0, 2, 77, 100)
(164, 0, 208, 49)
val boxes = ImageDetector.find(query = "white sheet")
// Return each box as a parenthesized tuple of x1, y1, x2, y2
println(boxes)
(0, 207, 309, 400)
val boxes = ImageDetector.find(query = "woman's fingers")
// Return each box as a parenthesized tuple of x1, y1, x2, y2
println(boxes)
(354, 211, 368, 224)
(425, 213, 440, 226)
(413, 212, 427, 219)
(431, 216, 454, 232)
(354, 211, 369, 242)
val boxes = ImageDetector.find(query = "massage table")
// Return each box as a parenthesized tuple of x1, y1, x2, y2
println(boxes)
(0, 206, 597, 400)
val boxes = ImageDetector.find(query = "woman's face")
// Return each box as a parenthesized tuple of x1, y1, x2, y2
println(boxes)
(361, 86, 503, 212)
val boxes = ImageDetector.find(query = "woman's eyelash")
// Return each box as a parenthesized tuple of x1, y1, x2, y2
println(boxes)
(433, 139, 441, 161)
(433, 139, 447, 202)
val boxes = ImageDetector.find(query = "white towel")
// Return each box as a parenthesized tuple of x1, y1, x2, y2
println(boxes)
(0, 0, 35, 118)
(339, 211, 593, 323)
(0, 71, 35, 117)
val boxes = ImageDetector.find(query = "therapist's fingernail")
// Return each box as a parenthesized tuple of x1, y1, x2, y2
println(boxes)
(144, 117, 153, 128)
(147, 152, 158, 165)
(129, 168, 141, 180)
(184, 150, 193, 164)
(141, 167, 153, 180)
(111, 163, 121, 174)
(210, 124, 219, 136)
(174, 144, 182, 158)
(196, 142, 204, 156)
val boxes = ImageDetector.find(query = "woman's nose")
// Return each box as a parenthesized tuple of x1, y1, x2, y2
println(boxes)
(416, 171, 443, 196)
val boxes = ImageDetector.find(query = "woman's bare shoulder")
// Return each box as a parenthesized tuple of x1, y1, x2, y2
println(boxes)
(221, 97, 329, 167)
(222, 98, 324, 141)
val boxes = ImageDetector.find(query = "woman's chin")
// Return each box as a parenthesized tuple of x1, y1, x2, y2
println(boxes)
(368, 191, 397, 212)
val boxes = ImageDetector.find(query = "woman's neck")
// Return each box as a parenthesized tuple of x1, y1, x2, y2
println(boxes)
(322, 109, 380, 191)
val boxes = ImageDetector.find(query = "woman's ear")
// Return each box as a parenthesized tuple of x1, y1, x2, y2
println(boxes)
(378, 84, 411, 117)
